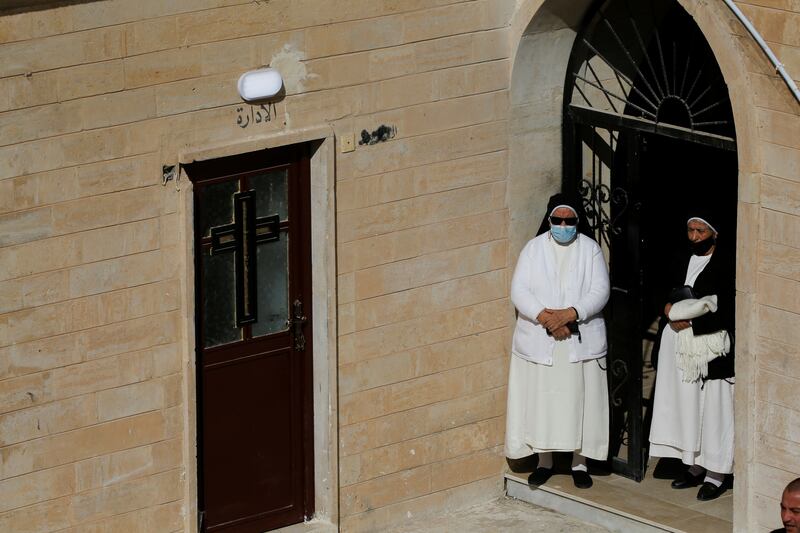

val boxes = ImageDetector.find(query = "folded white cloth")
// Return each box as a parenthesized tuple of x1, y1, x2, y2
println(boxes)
(668, 296, 730, 383)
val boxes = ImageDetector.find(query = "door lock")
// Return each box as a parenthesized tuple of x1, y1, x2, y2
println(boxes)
(288, 299, 307, 351)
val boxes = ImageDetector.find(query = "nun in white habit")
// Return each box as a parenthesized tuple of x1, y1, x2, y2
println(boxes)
(505, 193, 610, 489)
(648, 208, 735, 502)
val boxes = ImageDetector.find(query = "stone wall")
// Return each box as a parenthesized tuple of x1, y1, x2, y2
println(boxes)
(0, 0, 797, 532)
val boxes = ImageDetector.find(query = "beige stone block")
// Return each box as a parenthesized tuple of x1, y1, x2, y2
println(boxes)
(47, 349, 154, 405)
(174, 2, 280, 46)
(0, 207, 54, 247)
(70, 469, 182, 526)
(760, 208, 800, 249)
(339, 302, 355, 335)
(737, 4, 800, 47)
(306, 13, 404, 58)
(338, 150, 507, 212)
(124, 17, 180, 56)
(0, 410, 167, 479)
(0, 329, 82, 381)
(339, 351, 416, 396)
(761, 143, 800, 183)
(2, 279, 179, 348)
(50, 186, 163, 236)
(0, 100, 83, 146)
(755, 431, 800, 476)
(152, 343, 181, 377)
(0, 463, 75, 514)
(355, 90, 508, 145)
(753, 462, 798, 502)
(0, 72, 59, 112)
(76, 437, 182, 493)
(368, 45, 417, 81)
(758, 108, 800, 149)
(198, 36, 261, 78)
(338, 272, 355, 305)
(0, 27, 124, 77)
(429, 445, 504, 492)
(68, 0, 246, 32)
(337, 120, 507, 180)
(750, 73, 800, 114)
(79, 88, 157, 130)
(0, 118, 164, 180)
(340, 475, 502, 530)
(155, 72, 240, 116)
(123, 46, 203, 88)
(341, 464, 432, 516)
(757, 273, 800, 314)
(342, 298, 508, 365)
(0, 7, 74, 44)
(0, 394, 97, 447)
(0, 492, 71, 533)
(757, 336, 800, 379)
(435, 59, 510, 100)
(403, 1, 488, 42)
(283, 87, 360, 130)
(0, 217, 160, 282)
(0, 372, 46, 416)
(97, 378, 167, 422)
(303, 53, 371, 92)
(61, 500, 183, 533)
(754, 492, 784, 532)
(339, 386, 505, 456)
(354, 239, 507, 300)
(57, 60, 126, 102)
(340, 210, 508, 274)
(760, 241, 800, 281)
(354, 269, 506, 331)
(0, 271, 69, 314)
(758, 304, 800, 346)
(756, 366, 800, 412)
(756, 400, 800, 443)
(341, 356, 506, 425)
(69, 249, 167, 299)
(413, 28, 509, 73)
(340, 416, 504, 486)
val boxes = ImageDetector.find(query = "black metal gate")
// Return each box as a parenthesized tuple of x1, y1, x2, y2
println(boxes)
(562, 0, 737, 481)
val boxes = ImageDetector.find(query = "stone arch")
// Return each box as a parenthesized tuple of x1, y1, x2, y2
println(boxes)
(507, 1, 764, 528)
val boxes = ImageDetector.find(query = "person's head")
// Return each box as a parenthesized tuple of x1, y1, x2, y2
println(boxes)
(549, 205, 579, 245)
(686, 213, 718, 256)
(781, 478, 800, 532)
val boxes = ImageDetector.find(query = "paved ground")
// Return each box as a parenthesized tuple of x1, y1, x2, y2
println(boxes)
(382, 497, 612, 533)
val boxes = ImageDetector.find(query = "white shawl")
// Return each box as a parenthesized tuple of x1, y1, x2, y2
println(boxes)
(668, 295, 730, 383)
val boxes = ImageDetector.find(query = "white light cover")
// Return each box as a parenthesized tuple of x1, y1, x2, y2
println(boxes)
(237, 68, 283, 102)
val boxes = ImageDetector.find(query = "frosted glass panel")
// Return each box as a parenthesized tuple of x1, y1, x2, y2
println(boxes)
(203, 246, 242, 347)
(253, 235, 289, 337)
(200, 180, 239, 238)
(252, 170, 288, 221)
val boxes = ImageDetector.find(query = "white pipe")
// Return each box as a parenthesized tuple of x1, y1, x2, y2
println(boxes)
(721, 0, 800, 104)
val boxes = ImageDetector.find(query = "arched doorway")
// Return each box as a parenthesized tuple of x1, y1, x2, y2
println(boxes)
(562, 0, 738, 481)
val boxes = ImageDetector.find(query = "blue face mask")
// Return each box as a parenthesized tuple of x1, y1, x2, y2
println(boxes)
(551, 224, 577, 244)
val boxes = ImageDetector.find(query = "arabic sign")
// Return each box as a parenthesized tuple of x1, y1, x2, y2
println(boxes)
(236, 103, 277, 129)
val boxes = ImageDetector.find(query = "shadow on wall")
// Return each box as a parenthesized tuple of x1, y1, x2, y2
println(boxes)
(1, 0, 100, 14)
(507, 0, 593, 260)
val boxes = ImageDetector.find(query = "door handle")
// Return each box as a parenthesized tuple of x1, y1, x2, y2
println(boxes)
(288, 299, 307, 351)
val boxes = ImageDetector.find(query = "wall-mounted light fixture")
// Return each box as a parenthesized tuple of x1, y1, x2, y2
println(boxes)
(237, 67, 283, 102)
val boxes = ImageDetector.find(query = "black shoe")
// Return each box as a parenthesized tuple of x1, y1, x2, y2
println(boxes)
(528, 467, 552, 486)
(571, 470, 593, 489)
(671, 470, 705, 489)
(697, 481, 727, 501)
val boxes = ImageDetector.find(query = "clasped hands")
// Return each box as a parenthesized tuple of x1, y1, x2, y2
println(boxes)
(664, 303, 691, 332)
(537, 307, 578, 340)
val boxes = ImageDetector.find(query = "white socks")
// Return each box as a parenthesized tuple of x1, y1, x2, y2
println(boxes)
(688, 464, 724, 487)
(571, 454, 588, 472)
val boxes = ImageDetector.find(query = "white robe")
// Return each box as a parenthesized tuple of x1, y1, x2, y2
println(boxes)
(505, 238, 609, 461)
(648, 254, 735, 474)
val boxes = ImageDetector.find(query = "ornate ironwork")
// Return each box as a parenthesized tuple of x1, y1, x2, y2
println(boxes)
(579, 179, 629, 246)
(610, 358, 630, 408)
(567, 0, 735, 141)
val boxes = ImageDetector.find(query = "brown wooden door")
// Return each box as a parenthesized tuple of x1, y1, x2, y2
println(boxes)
(186, 145, 314, 532)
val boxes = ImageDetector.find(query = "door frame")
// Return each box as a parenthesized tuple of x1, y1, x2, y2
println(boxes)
(173, 127, 339, 531)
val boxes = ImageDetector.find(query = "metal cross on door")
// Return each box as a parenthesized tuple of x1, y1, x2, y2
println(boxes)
(186, 145, 314, 533)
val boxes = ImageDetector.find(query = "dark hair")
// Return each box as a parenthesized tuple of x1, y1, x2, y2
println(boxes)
(786, 478, 800, 494)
